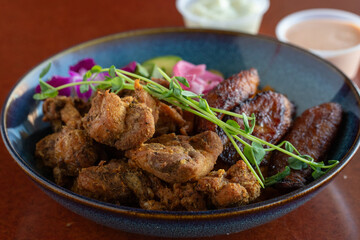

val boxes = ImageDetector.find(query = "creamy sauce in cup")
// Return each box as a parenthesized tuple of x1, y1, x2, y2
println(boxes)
(188, 0, 262, 21)
(286, 19, 360, 51)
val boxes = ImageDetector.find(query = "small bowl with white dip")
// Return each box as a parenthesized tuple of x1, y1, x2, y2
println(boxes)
(176, 0, 270, 34)
(276, 9, 360, 79)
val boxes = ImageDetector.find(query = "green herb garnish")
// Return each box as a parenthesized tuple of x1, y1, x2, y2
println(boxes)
(33, 63, 340, 187)
(265, 166, 291, 186)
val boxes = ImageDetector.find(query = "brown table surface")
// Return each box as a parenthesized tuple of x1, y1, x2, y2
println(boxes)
(1, 0, 359, 239)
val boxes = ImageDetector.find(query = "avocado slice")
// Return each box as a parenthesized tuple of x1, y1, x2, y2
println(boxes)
(142, 55, 182, 76)
(209, 69, 224, 78)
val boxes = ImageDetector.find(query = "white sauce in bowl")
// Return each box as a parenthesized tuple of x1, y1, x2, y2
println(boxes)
(188, 0, 263, 21)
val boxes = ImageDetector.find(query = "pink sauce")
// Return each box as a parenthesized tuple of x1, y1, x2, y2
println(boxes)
(286, 19, 360, 51)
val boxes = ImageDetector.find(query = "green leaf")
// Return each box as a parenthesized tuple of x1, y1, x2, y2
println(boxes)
(285, 142, 294, 153)
(328, 160, 339, 165)
(251, 142, 266, 165)
(242, 113, 255, 134)
(169, 79, 176, 90)
(39, 62, 52, 79)
(159, 89, 173, 99)
(249, 113, 256, 134)
(174, 76, 189, 88)
(33, 88, 59, 100)
(91, 65, 102, 73)
(96, 83, 110, 90)
(173, 88, 182, 97)
(244, 142, 265, 166)
(226, 119, 241, 135)
(199, 98, 213, 114)
(149, 65, 164, 79)
(82, 70, 92, 82)
(110, 77, 124, 92)
(226, 119, 240, 129)
(288, 157, 308, 170)
(39, 79, 55, 92)
(90, 84, 97, 91)
(265, 166, 291, 187)
(80, 84, 90, 93)
(147, 83, 164, 94)
(312, 167, 325, 179)
(33, 93, 46, 100)
(181, 90, 199, 98)
(135, 63, 149, 78)
(109, 65, 116, 78)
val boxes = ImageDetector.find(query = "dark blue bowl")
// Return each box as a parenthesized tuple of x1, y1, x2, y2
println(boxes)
(2, 28, 360, 238)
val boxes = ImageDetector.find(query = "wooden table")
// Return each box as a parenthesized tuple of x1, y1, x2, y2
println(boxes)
(1, 0, 359, 239)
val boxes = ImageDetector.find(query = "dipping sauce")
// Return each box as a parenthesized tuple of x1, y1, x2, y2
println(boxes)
(286, 19, 360, 51)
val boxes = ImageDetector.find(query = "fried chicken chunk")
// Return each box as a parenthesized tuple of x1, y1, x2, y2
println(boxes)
(269, 102, 342, 191)
(196, 160, 261, 208)
(82, 90, 155, 151)
(35, 132, 60, 168)
(133, 80, 189, 136)
(197, 68, 260, 133)
(125, 131, 223, 183)
(133, 80, 160, 123)
(42, 96, 88, 131)
(217, 91, 294, 166)
(141, 175, 207, 211)
(53, 127, 98, 185)
(72, 160, 133, 204)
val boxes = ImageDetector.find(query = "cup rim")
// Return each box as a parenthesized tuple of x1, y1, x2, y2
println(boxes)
(176, 0, 270, 25)
(275, 8, 360, 58)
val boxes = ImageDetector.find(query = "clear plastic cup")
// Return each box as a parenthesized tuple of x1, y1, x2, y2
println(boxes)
(276, 9, 360, 79)
(176, 0, 270, 34)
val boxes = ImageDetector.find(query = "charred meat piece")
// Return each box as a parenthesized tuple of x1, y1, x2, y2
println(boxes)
(42, 96, 86, 131)
(82, 90, 155, 151)
(218, 91, 294, 166)
(269, 102, 342, 191)
(196, 160, 261, 208)
(126, 131, 223, 183)
(72, 160, 134, 204)
(35, 132, 60, 168)
(196, 68, 260, 133)
(53, 127, 98, 185)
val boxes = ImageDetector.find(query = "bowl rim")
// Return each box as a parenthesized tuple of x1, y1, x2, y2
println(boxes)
(2, 27, 360, 220)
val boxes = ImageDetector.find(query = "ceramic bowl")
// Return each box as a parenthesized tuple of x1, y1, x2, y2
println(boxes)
(2, 28, 360, 238)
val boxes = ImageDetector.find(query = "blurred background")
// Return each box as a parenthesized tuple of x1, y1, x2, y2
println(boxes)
(0, 0, 359, 239)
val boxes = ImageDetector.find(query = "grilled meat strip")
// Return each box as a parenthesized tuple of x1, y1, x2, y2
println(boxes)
(196, 68, 260, 133)
(217, 91, 294, 166)
(268, 102, 342, 191)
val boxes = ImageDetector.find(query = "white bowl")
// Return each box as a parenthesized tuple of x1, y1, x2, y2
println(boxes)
(176, 0, 270, 34)
(276, 9, 360, 79)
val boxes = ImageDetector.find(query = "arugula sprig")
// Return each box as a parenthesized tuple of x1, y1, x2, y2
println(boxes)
(33, 62, 340, 187)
